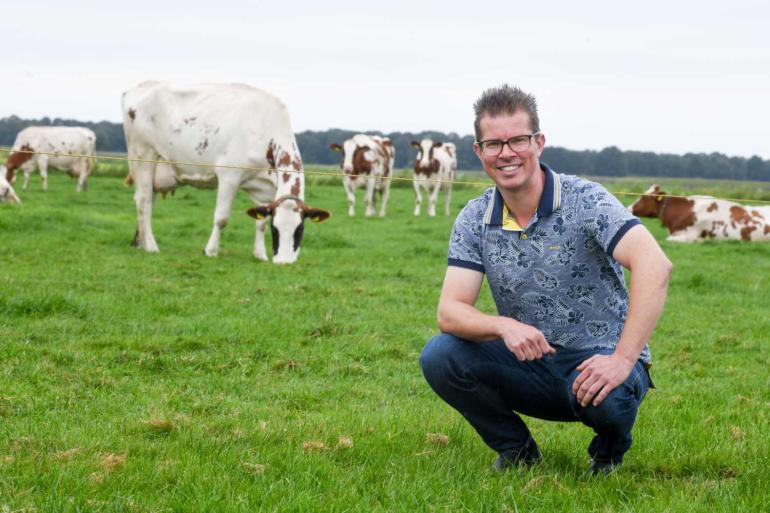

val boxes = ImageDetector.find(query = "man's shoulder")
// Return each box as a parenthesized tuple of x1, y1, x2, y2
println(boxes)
(556, 172, 605, 196)
(456, 186, 496, 220)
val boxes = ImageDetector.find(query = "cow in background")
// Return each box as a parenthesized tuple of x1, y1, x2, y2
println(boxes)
(411, 139, 456, 216)
(330, 134, 394, 216)
(0, 166, 21, 204)
(629, 184, 770, 242)
(122, 81, 330, 264)
(5, 126, 96, 192)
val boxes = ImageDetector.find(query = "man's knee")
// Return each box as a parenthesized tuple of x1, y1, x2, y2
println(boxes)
(578, 384, 640, 431)
(419, 333, 464, 385)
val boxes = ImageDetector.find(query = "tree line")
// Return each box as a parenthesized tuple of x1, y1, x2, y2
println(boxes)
(1, 115, 768, 181)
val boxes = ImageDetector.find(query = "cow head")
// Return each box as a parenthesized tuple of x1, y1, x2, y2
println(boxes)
(246, 195, 330, 264)
(412, 139, 442, 174)
(629, 184, 667, 217)
(330, 140, 371, 175)
(0, 167, 21, 204)
(5, 144, 34, 183)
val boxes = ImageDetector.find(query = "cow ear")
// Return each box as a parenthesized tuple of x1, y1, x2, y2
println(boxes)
(411, 140, 421, 149)
(433, 141, 443, 148)
(655, 195, 664, 202)
(247, 205, 272, 220)
(304, 207, 331, 223)
(330, 143, 343, 152)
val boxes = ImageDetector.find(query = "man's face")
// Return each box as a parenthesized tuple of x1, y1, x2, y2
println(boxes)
(473, 110, 545, 194)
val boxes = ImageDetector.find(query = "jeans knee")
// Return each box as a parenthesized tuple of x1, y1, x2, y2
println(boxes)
(579, 387, 639, 431)
(419, 333, 462, 385)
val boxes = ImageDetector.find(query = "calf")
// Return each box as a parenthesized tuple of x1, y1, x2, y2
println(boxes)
(330, 134, 394, 216)
(411, 139, 456, 216)
(629, 184, 770, 242)
(122, 81, 330, 264)
(0, 166, 21, 204)
(5, 126, 96, 192)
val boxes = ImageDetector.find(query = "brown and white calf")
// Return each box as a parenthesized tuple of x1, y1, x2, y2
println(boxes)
(5, 126, 96, 192)
(411, 139, 456, 216)
(122, 81, 330, 264)
(0, 166, 21, 204)
(330, 134, 394, 216)
(629, 184, 770, 242)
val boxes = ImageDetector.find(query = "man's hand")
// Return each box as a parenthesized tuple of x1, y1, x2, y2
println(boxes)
(498, 319, 556, 361)
(572, 354, 636, 407)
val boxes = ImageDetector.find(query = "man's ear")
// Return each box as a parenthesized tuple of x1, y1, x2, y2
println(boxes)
(330, 143, 343, 152)
(472, 142, 484, 161)
(304, 207, 331, 223)
(246, 205, 273, 220)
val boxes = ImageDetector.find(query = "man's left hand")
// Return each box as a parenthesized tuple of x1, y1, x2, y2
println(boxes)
(572, 354, 636, 407)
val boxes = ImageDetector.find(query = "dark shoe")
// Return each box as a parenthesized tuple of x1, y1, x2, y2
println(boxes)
(491, 438, 542, 472)
(588, 458, 622, 476)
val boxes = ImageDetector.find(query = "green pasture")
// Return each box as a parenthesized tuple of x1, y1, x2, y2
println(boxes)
(1, 163, 769, 512)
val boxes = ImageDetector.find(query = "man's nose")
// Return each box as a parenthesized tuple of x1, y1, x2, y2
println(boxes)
(499, 143, 517, 158)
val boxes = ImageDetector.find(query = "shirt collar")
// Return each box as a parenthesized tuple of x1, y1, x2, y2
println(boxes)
(484, 162, 561, 226)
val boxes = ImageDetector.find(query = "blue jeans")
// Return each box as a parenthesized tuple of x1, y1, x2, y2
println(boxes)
(419, 333, 651, 463)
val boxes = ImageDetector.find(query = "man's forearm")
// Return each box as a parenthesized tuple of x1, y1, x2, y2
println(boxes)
(437, 300, 506, 342)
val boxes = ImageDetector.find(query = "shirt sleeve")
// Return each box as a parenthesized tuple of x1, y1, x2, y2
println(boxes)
(579, 182, 641, 255)
(447, 201, 485, 273)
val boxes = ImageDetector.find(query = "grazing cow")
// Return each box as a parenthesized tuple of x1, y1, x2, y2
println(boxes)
(0, 166, 21, 204)
(122, 81, 330, 264)
(411, 139, 457, 216)
(629, 184, 770, 242)
(5, 126, 96, 192)
(329, 134, 394, 216)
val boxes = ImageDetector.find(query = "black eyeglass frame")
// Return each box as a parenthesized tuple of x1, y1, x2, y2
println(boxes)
(475, 132, 541, 156)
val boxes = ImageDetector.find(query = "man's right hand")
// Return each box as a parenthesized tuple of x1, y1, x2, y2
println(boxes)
(497, 318, 556, 361)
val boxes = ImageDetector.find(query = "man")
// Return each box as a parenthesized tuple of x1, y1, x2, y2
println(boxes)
(419, 84, 672, 475)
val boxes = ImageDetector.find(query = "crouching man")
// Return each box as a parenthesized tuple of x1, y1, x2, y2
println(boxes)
(419, 84, 672, 475)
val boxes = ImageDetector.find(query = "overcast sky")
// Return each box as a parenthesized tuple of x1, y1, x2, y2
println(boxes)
(4, 0, 769, 158)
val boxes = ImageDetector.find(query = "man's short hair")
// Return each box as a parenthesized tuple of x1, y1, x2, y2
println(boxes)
(473, 84, 540, 140)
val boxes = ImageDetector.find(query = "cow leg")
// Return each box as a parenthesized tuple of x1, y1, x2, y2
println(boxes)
(444, 180, 453, 216)
(414, 180, 422, 216)
(428, 181, 441, 217)
(343, 177, 356, 216)
(204, 173, 240, 257)
(131, 149, 160, 252)
(364, 177, 376, 216)
(378, 177, 391, 217)
(38, 158, 49, 191)
(75, 159, 88, 192)
(21, 161, 35, 190)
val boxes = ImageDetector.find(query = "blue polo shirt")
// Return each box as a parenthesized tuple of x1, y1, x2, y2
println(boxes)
(448, 164, 649, 364)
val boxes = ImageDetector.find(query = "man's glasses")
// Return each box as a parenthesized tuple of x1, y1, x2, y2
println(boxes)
(476, 133, 540, 156)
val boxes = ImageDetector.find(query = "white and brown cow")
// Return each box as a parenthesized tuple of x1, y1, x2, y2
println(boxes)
(5, 126, 96, 192)
(629, 184, 770, 242)
(411, 139, 456, 216)
(122, 81, 330, 264)
(330, 134, 394, 216)
(0, 166, 21, 204)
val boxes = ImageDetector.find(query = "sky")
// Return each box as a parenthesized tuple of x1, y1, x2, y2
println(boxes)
(4, 0, 770, 159)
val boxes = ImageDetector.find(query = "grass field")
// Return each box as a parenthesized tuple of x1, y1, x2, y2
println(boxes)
(1, 163, 769, 512)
